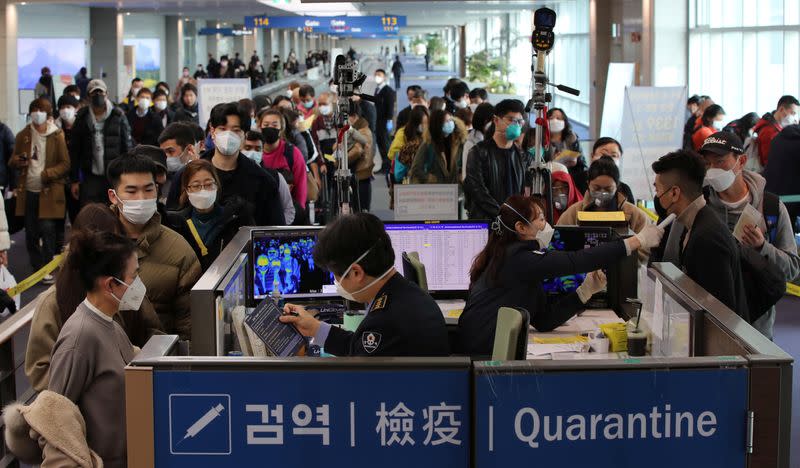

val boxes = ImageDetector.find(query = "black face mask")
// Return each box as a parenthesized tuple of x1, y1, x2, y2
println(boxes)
(262, 127, 281, 145)
(91, 94, 105, 108)
(654, 189, 672, 219)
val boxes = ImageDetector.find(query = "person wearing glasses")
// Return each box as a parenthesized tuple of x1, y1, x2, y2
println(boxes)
(464, 99, 532, 220)
(166, 159, 254, 271)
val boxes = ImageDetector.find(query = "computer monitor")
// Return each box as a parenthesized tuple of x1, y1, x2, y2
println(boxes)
(384, 221, 489, 294)
(251, 228, 335, 300)
(541, 226, 615, 295)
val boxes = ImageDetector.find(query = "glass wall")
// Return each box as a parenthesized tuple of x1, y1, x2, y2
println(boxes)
(689, 0, 800, 120)
(547, 0, 590, 125)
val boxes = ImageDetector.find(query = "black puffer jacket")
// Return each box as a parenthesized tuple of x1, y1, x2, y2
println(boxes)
(764, 124, 800, 231)
(68, 104, 132, 182)
(464, 138, 531, 220)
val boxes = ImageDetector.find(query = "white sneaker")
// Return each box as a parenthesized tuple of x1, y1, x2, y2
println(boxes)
(42, 274, 54, 285)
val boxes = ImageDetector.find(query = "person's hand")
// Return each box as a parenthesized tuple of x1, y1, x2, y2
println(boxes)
(278, 303, 321, 337)
(576, 270, 607, 304)
(741, 224, 766, 249)
(70, 183, 80, 200)
(0, 251, 8, 267)
(320, 164, 328, 174)
(632, 224, 665, 250)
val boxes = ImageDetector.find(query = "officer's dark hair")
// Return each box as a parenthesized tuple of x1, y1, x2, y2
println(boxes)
(375, 69, 387, 76)
(158, 122, 196, 147)
(651, 150, 706, 199)
(450, 82, 470, 101)
(406, 84, 422, 94)
(592, 137, 623, 156)
(469, 88, 488, 101)
(777, 95, 800, 109)
(313, 213, 395, 277)
(687, 95, 701, 106)
(701, 104, 725, 127)
(298, 84, 315, 99)
(494, 99, 524, 118)
(209, 102, 248, 129)
(587, 156, 620, 185)
(106, 153, 158, 189)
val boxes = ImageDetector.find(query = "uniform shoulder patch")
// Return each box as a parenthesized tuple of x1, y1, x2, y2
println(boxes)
(371, 293, 388, 312)
(362, 331, 382, 353)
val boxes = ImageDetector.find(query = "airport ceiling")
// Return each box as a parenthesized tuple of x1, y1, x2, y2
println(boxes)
(26, 0, 556, 30)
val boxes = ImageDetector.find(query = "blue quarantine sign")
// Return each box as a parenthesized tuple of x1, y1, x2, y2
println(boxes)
(474, 367, 748, 467)
(153, 369, 469, 467)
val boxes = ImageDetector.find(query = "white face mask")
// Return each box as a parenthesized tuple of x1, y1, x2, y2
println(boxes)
(469, 103, 478, 112)
(59, 107, 76, 124)
(319, 105, 333, 116)
(241, 149, 262, 163)
(329, 84, 339, 94)
(535, 222, 555, 249)
(704, 167, 736, 192)
(166, 157, 185, 173)
(334, 247, 394, 303)
(215, 130, 242, 157)
(187, 189, 217, 210)
(154, 100, 168, 111)
(112, 276, 146, 311)
(549, 119, 565, 133)
(131, 86, 142, 97)
(456, 99, 468, 109)
(114, 191, 157, 225)
(712, 120, 725, 131)
(138, 98, 151, 111)
(375, 75, 384, 85)
(285, 89, 293, 98)
(31, 111, 48, 126)
(780, 114, 798, 127)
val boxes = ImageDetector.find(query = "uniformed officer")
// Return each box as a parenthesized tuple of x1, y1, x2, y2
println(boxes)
(279, 213, 450, 356)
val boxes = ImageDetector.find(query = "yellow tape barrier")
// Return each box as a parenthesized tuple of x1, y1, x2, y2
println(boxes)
(787, 282, 800, 298)
(636, 203, 659, 223)
(7, 254, 63, 297)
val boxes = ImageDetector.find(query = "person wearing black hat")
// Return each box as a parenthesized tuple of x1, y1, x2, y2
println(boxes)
(700, 131, 799, 338)
(649, 149, 749, 321)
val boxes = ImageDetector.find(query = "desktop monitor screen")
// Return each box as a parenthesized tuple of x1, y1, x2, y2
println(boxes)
(251, 228, 335, 300)
(384, 221, 489, 292)
(541, 226, 615, 295)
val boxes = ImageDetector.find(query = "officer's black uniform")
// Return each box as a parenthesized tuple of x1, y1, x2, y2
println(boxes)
(324, 273, 450, 357)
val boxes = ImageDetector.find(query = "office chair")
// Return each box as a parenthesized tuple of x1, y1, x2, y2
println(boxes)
(401, 251, 428, 291)
(491, 307, 531, 361)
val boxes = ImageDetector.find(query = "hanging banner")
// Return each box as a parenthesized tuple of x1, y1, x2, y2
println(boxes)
(619, 86, 687, 200)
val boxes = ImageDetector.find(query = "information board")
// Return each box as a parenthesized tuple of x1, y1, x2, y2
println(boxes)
(394, 184, 459, 221)
(154, 368, 470, 467)
(619, 86, 687, 200)
(245, 15, 407, 33)
(197, 78, 252, 129)
(474, 367, 748, 467)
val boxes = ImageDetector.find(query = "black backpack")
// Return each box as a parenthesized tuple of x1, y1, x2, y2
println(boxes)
(738, 192, 785, 323)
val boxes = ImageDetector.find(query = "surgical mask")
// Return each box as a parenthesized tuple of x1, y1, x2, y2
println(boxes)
(374, 75, 384, 85)
(334, 247, 394, 302)
(553, 193, 569, 211)
(549, 119, 565, 133)
(329, 84, 339, 94)
(591, 191, 615, 208)
(166, 157, 185, 173)
(111, 276, 147, 311)
(505, 123, 522, 141)
(31, 111, 48, 126)
(114, 191, 157, 225)
(704, 167, 736, 192)
(137, 98, 151, 111)
(251, 117, 258, 130)
(59, 107, 76, 124)
(215, 130, 242, 156)
(188, 189, 217, 210)
(91, 94, 105, 108)
(285, 89, 293, 98)
(242, 149, 262, 163)
(131, 86, 142, 97)
(154, 100, 168, 111)
(456, 99, 468, 109)
(301, 100, 314, 110)
(319, 105, 333, 116)
(535, 222, 555, 249)
(780, 114, 798, 127)
(655, 187, 676, 218)
(262, 127, 281, 145)
(442, 120, 455, 136)
(712, 120, 724, 131)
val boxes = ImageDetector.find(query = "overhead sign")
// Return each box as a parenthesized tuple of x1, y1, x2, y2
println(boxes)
(196, 78, 252, 130)
(474, 367, 748, 467)
(198, 28, 253, 37)
(394, 184, 459, 221)
(154, 369, 470, 467)
(245, 15, 406, 33)
(619, 86, 687, 200)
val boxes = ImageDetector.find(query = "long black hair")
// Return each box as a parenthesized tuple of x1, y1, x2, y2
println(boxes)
(404, 106, 429, 141)
(429, 109, 453, 160)
(701, 104, 725, 127)
(469, 195, 544, 287)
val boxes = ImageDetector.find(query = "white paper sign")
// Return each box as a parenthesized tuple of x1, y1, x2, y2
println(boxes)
(394, 184, 459, 221)
(619, 86, 687, 201)
(197, 78, 252, 129)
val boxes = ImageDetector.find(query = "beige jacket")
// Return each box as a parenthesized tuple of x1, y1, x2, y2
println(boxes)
(9, 124, 70, 219)
(3, 390, 103, 467)
(410, 117, 468, 185)
(345, 117, 375, 180)
(25, 286, 163, 392)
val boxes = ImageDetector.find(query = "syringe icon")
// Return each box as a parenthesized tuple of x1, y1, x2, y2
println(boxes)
(178, 404, 225, 443)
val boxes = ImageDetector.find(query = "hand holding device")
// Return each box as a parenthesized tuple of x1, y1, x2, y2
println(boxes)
(279, 303, 321, 337)
(576, 270, 607, 304)
(633, 224, 665, 250)
(657, 213, 677, 230)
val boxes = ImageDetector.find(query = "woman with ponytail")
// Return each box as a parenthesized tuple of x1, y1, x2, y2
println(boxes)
(457, 194, 665, 356)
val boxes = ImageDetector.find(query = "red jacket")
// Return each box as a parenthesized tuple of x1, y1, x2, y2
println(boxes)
(692, 125, 716, 151)
(753, 113, 782, 166)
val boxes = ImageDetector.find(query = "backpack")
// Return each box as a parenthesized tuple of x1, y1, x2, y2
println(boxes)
(738, 191, 785, 323)
(743, 136, 763, 173)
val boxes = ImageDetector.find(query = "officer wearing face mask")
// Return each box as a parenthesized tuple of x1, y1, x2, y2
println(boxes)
(279, 213, 450, 357)
(106, 153, 202, 340)
(700, 132, 800, 338)
(457, 195, 664, 357)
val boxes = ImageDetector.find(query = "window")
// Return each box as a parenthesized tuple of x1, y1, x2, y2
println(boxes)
(689, 0, 800, 119)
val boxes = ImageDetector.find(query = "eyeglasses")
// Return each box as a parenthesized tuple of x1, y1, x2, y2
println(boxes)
(187, 181, 217, 192)
(503, 117, 526, 126)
